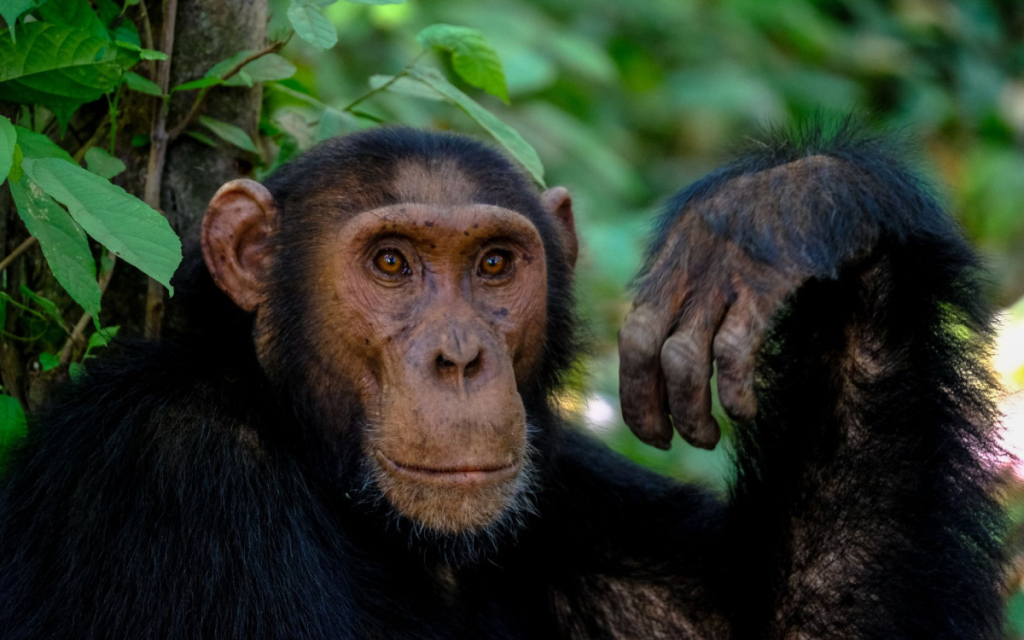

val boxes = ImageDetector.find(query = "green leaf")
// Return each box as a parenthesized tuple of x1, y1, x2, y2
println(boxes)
(406, 67, 544, 186)
(9, 145, 23, 183)
(184, 129, 218, 147)
(314, 107, 360, 143)
(0, 395, 27, 463)
(0, 115, 16, 186)
(130, 133, 149, 147)
(416, 24, 509, 103)
(369, 74, 444, 101)
(14, 126, 74, 163)
(0, 23, 138, 115)
(172, 76, 221, 92)
(21, 157, 182, 293)
(0, 0, 39, 41)
(287, 1, 338, 50)
(87, 324, 119, 349)
(110, 23, 140, 47)
(37, 0, 109, 41)
(10, 178, 101, 315)
(68, 362, 85, 381)
(123, 71, 164, 96)
(19, 286, 67, 329)
(38, 352, 60, 372)
(84, 146, 125, 179)
(198, 116, 260, 154)
(342, 0, 407, 4)
(95, 0, 120, 26)
(205, 51, 296, 87)
(114, 41, 167, 60)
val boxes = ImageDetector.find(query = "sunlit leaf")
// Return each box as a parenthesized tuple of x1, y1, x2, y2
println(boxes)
(21, 157, 181, 293)
(9, 178, 101, 315)
(114, 41, 167, 60)
(198, 116, 260, 154)
(0, 115, 16, 186)
(84, 147, 125, 179)
(287, 1, 338, 50)
(406, 67, 544, 186)
(416, 24, 509, 103)
(342, 0, 406, 4)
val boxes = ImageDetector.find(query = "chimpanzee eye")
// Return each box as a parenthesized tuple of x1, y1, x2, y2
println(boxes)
(374, 249, 411, 277)
(479, 250, 513, 278)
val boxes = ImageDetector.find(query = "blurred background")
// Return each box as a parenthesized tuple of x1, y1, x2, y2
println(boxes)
(262, 0, 1024, 630)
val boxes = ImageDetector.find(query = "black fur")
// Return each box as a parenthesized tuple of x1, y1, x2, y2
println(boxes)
(0, 124, 1005, 638)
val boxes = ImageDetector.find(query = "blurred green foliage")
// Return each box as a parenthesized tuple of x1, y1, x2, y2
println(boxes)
(267, 0, 1024, 489)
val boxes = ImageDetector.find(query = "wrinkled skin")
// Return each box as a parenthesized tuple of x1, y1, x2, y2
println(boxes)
(202, 179, 574, 533)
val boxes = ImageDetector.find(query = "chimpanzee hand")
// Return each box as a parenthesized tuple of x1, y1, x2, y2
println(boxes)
(618, 155, 879, 450)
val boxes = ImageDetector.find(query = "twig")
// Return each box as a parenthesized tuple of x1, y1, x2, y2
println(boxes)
(0, 237, 38, 274)
(59, 253, 117, 366)
(71, 114, 111, 163)
(342, 51, 426, 113)
(166, 36, 291, 143)
(143, 0, 179, 338)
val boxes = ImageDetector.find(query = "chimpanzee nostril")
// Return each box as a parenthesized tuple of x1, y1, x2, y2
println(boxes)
(436, 354, 456, 373)
(464, 352, 482, 379)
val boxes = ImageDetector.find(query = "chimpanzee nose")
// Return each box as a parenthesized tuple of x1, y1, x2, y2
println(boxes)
(433, 335, 484, 385)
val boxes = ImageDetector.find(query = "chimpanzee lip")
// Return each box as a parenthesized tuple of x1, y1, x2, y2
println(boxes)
(375, 450, 520, 486)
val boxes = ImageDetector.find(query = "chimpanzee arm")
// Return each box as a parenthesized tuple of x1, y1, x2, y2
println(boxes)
(617, 126, 1005, 639)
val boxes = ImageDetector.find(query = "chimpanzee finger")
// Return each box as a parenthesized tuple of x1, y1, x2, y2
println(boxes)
(660, 305, 725, 450)
(711, 291, 772, 423)
(618, 305, 674, 449)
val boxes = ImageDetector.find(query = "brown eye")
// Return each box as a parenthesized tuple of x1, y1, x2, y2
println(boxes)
(374, 249, 410, 277)
(479, 250, 512, 278)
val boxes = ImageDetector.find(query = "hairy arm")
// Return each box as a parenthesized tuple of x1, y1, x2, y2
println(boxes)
(618, 127, 1005, 639)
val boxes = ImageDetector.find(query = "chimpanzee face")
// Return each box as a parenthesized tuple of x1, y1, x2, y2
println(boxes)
(200, 153, 576, 535)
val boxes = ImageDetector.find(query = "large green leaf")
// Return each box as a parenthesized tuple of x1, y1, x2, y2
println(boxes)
(0, 116, 16, 185)
(198, 116, 260, 154)
(21, 158, 181, 293)
(406, 67, 544, 186)
(287, 1, 338, 50)
(416, 24, 509, 103)
(9, 178, 101, 315)
(0, 395, 27, 467)
(0, 23, 138, 115)
(342, 0, 406, 4)
(37, 0, 109, 41)
(13, 126, 74, 163)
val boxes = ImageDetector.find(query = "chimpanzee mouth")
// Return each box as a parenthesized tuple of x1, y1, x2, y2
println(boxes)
(374, 450, 521, 486)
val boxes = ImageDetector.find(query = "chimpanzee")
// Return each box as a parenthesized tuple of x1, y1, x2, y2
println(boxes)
(0, 124, 1005, 639)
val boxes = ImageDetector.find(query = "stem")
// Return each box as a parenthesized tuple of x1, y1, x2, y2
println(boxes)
(137, 0, 157, 78)
(71, 115, 111, 163)
(0, 237, 38, 274)
(143, 0, 179, 338)
(342, 51, 426, 113)
(59, 253, 117, 366)
(166, 35, 291, 143)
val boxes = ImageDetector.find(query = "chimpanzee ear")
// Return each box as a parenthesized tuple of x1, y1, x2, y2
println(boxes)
(540, 186, 578, 269)
(201, 179, 276, 312)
